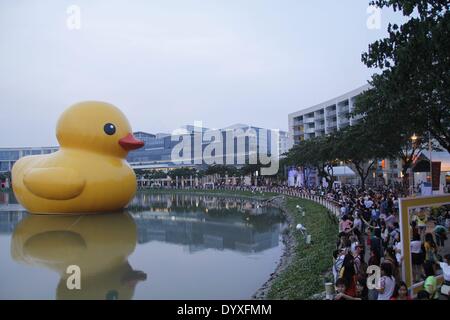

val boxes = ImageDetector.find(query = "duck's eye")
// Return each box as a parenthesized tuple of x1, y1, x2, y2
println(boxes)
(104, 123, 116, 135)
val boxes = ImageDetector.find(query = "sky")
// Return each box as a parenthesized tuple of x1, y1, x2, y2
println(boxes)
(0, 0, 405, 147)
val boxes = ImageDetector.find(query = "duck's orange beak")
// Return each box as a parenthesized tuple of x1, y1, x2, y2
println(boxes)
(119, 133, 144, 151)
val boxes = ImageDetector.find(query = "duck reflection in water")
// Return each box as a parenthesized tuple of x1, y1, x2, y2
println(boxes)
(11, 211, 147, 300)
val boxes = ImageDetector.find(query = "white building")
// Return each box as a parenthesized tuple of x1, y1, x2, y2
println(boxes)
(287, 84, 402, 185)
(287, 84, 450, 189)
(288, 84, 370, 144)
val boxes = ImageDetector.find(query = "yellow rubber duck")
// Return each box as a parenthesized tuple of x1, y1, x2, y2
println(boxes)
(11, 212, 147, 300)
(12, 101, 144, 214)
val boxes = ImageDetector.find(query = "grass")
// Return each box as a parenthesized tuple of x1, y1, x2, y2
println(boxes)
(140, 188, 338, 300)
(267, 197, 338, 299)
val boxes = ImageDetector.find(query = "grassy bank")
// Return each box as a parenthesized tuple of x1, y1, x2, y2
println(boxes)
(267, 197, 337, 299)
(140, 188, 338, 300)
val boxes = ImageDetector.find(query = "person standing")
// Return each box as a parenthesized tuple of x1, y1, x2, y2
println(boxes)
(377, 263, 396, 300)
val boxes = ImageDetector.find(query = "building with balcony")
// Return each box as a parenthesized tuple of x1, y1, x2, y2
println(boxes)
(288, 84, 369, 144)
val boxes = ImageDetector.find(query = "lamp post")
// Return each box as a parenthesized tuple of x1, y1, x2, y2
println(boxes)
(428, 130, 432, 192)
(411, 134, 418, 195)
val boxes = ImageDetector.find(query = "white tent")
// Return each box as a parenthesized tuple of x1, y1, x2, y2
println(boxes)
(332, 166, 356, 177)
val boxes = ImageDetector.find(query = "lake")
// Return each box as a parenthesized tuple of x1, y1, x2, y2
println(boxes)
(0, 191, 285, 300)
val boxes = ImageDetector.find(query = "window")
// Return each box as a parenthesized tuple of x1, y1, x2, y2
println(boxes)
(0, 161, 10, 171)
(0, 151, 20, 160)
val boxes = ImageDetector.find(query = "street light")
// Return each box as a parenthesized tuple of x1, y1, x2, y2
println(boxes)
(410, 134, 418, 195)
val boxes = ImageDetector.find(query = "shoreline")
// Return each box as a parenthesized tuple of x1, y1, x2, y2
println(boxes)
(141, 188, 337, 300)
(252, 198, 297, 299)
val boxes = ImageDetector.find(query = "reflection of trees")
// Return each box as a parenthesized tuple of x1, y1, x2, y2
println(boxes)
(133, 214, 282, 253)
(128, 193, 285, 253)
(128, 193, 275, 214)
(205, 209, 285, 233)
(127, 194, 285, 233)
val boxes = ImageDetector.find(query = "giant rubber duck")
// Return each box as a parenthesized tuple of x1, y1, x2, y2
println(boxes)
(12, 101, 144, 214)
(11, 211, 147, 300)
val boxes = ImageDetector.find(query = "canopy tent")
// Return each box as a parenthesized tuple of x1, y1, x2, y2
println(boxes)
(332, 166, 356, 177)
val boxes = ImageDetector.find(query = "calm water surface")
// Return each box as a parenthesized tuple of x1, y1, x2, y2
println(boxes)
(0, 191, 285, 300)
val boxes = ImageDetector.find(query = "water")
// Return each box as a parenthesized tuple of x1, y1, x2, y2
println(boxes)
(0, 191, 285, 300)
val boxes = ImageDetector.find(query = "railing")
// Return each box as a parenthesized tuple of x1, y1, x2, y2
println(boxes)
(315, 124, 325, 130)
(278, 190, 341, 218)
(158, 185, 342, 219)
(315, 114, 325, 120)
(304, 126, 316, 133)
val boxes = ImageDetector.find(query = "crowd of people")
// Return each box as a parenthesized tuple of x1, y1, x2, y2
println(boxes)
(152, 182, 450, 300)
(329, 186, 450, 300)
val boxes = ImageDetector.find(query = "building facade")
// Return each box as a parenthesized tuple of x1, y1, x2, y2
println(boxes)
(287, 84, 406, 185)
(129, 124, 289, 171)
(1, 125, 289, 174)
(0, 147, 59, 173)
(288, 84, 369, 144)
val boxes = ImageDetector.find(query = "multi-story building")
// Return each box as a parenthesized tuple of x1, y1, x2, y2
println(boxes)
(0, 147, 59, 173)
(288, 84, 369, 144)
(129, 124, 289, 170)
(1, 125, 289, 174)
(287, 85, 450, 189)
(287, 84, 406, 185)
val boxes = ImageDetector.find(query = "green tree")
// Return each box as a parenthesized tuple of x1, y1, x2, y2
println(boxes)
(205, 165, 239, 177)
(358, 0, 450, 152)
(168, 167, 197, 179)
(239, 164, 262, 177)
(333, 124, 393, 189)
(285, 136, 338, 188)
(355, 53, 441, 188)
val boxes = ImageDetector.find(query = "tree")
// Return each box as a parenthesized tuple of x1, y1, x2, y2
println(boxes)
(205, 165, 239, 177)
(354, 73, 441, 188)
(145, 170, 167, 180)
(358, 0, 450, 152)
(240, 164, 262, 177)
(333, 124, 393, 189)
(168, 167, 197, 179)
(0, 172, 11, 181)
(284, 136, 338, 189)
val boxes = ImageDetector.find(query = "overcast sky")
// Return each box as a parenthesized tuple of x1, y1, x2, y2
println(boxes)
(0, 0, 404, 147)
